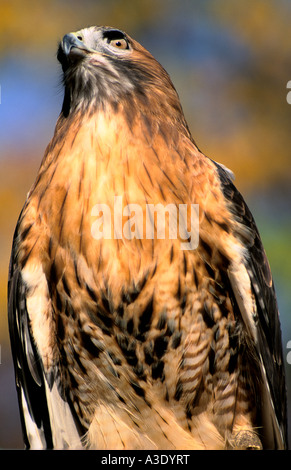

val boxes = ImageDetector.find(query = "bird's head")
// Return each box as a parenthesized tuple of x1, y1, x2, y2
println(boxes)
(57, 25, 186, 130)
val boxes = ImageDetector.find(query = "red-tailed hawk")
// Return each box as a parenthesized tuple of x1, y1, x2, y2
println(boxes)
(8, 26, 287, 449)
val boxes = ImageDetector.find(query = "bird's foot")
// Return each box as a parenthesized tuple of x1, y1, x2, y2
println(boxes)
(226, 430, 262, 450)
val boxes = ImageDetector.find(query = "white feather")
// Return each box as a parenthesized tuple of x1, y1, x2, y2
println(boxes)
(22, 262, 84, 449)
(228, 261, 257, 342)
(228, 259, 285, 449)
(43, 381, 84, 449)
(21, 388, 45, 449)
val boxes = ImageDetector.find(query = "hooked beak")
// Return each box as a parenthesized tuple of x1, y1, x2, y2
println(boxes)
(62, 33, 89, 58)
(57, 32, 94, 70)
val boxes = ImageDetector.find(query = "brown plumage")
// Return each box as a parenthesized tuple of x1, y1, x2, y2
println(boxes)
(8, 26, 287, 449)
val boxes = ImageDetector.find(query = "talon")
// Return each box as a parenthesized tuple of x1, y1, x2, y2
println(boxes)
(228, 430, 262, 450)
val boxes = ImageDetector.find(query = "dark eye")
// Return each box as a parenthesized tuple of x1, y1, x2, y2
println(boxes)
(109, 38, 128, 50)
(103, 29, 129, 51)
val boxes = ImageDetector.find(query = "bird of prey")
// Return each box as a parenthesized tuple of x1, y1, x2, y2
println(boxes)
(8, 26, 287, 450)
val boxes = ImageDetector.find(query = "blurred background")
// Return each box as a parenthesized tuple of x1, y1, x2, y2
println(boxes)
(0, 0, 290, 449)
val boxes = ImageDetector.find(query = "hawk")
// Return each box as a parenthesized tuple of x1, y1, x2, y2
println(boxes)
(8, 26, 287, 450)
